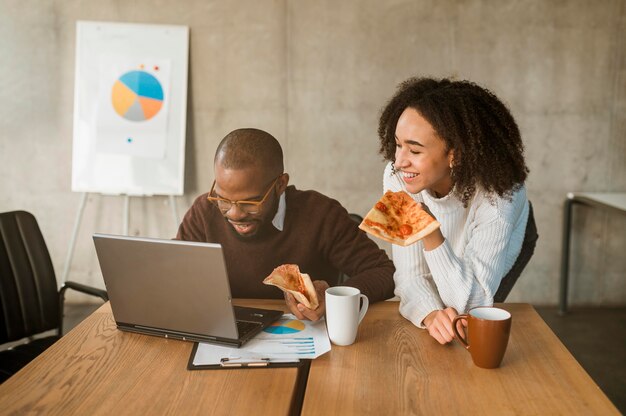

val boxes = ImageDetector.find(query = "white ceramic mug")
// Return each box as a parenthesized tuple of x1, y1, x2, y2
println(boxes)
(325, 286, 369, 346)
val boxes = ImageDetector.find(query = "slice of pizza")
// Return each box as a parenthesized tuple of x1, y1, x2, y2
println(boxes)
(359, 190, 440, 246)
(263, 264, 319, 310)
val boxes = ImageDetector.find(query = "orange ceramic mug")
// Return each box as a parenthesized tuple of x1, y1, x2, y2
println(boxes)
(452, 306, 512, 369)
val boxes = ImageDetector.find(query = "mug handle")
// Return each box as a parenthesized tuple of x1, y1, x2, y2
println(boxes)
(357, 295, 369, 324)
(452, 314, 469, 349)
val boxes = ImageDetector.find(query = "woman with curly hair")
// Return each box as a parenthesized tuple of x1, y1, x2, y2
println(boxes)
(378, 76, 530, 345)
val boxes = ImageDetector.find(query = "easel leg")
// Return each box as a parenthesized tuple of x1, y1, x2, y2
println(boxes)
(169, 195, 180, 229)
(62, 192, 88, 285)
(123, 195, 130, 235)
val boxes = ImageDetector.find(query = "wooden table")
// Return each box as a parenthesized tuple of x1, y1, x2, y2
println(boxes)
(0, 300, 300, 415)
(302, 302, 619, 415)
(0, 301, 618, 415)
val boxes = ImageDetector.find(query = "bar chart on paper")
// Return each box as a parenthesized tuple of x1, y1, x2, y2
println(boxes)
(244, 315, 331, 359)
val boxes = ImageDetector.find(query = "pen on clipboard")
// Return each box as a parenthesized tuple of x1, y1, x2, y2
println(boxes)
(220, 357, 270, 367)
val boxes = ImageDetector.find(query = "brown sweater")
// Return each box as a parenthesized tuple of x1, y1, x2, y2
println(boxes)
(176, 186, 395, 302)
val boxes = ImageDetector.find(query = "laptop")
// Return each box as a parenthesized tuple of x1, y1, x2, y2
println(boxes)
(92, 233, 283, 347)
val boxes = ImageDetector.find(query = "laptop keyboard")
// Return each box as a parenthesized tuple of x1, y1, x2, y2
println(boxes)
(236, 320, 262, 338)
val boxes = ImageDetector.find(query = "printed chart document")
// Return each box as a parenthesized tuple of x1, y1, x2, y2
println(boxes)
(192, 314, 331, 367)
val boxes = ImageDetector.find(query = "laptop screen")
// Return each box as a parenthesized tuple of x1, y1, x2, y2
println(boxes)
(93, 234, 239, 340)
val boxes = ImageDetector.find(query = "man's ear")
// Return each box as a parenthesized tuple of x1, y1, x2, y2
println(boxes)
(277, 173, 290, 194)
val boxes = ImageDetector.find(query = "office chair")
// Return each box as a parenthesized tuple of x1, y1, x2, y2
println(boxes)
(0, 210, 108, 383)
(494, 202, 538, 302)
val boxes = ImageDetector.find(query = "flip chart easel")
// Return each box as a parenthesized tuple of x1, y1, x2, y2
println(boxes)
(65, 21, 189, 283)
(61, 193, 180, 283)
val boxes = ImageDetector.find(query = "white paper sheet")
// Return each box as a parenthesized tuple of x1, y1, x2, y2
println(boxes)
(95, 58, 171, 159)
(193, 314, 331, 366)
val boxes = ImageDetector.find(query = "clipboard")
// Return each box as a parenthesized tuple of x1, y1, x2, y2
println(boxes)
(187, 313, 331, 370)
(187, 342, 305, 370)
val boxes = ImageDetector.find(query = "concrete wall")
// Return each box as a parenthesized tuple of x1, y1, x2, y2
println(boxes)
(1, 0, 624, 305)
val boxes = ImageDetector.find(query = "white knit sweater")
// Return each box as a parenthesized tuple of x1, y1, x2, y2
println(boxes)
(383, 163, 529, 328)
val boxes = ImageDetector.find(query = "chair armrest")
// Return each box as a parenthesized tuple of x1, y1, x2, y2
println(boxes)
(62, 281, 109, 302)
(57, 282, 108, 335)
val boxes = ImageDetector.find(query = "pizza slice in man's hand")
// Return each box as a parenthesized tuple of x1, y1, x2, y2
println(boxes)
(263, 264, 320, 310)
(359, 190, 440, 246)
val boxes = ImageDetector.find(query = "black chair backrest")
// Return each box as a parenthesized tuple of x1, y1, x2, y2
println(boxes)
(494, 202, 538, 302)
(0, 211, 60, 343)
(348, 213, 364, 225)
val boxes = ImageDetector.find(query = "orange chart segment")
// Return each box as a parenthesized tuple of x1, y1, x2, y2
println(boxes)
(112, 80, 137, 116)
(138, 96, 163, 120)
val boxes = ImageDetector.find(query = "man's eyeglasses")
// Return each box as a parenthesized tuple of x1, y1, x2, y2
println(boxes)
(207, 176, 280, 215)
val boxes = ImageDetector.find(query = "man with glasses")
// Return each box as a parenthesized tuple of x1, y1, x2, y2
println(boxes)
(176, 128, 395, 321)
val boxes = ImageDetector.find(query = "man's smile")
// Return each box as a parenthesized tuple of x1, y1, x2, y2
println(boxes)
(228, 220, 258, 235)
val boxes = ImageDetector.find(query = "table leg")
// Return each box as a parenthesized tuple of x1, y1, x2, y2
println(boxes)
(559, 198, 575, 315)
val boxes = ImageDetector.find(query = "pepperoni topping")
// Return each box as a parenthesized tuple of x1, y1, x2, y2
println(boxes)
(399, 224, 413, 236)
(375, 202, 388, 212)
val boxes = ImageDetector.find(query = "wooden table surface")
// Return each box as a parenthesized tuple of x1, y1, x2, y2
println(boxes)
(0, 301, 618, 415)
(0, 300, 299, 416)
(301, 302, 619, 415)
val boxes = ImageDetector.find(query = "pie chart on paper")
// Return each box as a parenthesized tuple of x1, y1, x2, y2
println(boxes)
(263, 319, 306, 334)
(111, 70, 164, 122)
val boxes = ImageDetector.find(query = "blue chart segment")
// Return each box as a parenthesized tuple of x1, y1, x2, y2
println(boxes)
(119, 71, 163, 100)
(263, 319, 305, 334)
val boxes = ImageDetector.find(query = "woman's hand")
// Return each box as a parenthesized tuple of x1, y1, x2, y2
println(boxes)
(419, 203, 445, 251)
(422, 307, 466, 344)
(283, 280, 329, 321)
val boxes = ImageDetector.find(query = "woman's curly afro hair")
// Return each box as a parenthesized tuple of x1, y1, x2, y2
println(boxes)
(378, 77, 529, 206)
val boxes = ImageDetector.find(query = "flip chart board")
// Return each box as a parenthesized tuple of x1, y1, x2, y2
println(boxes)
(72, 21, 189, 195)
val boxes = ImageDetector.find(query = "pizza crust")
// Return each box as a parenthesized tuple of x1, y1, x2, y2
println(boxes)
(263, 264, 320, 310)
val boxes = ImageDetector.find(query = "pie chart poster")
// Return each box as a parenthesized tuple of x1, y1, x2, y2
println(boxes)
(72, 21, 188, 196)
(96, 59, 171, 159)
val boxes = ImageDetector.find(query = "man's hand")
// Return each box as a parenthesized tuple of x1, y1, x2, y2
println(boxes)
(422, 307, 466, 344)
(284, 280, 329, 321)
